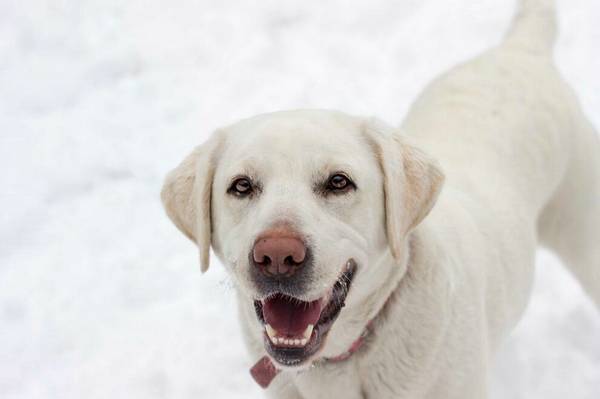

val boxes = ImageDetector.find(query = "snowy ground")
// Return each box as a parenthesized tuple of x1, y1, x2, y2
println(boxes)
(1, 0, 599, 398)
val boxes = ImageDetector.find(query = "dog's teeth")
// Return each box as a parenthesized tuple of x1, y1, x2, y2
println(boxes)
(266, 324, 313, 347)
(302, 324, 314, 340)
(265, 324, 278, 342)
(269, 337, 309, 347)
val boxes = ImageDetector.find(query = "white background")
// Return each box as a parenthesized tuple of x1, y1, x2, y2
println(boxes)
(1, 0, 599, 398)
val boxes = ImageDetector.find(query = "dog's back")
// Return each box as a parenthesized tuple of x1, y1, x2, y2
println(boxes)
(402, 0, 600, 309)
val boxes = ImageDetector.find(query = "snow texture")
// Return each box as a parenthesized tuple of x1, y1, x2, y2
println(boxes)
(1, 0, 598, 398)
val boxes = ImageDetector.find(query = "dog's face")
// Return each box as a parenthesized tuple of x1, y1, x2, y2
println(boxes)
(162, 110, 443, 368)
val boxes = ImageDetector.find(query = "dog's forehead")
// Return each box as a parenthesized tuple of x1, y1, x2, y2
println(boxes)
(221, 110, 372, 173)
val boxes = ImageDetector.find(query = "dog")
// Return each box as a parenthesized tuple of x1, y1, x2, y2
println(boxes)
(161, 0, 600, 397)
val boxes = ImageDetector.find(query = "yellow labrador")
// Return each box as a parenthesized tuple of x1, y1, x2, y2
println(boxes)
(161, 0, 600, 397)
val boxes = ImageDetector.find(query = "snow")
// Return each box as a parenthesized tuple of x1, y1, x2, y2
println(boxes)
(1, 0, 598, 398)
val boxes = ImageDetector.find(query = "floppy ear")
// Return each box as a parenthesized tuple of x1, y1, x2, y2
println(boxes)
(161, 134, 223, 272)
(364, 119, 445, 260)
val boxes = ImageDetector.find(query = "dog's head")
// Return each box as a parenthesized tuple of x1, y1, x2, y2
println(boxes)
(161, 110, 444, 368)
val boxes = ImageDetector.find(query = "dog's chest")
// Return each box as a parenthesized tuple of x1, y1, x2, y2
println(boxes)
(293, 360, 365, 399)
(293, 357, 409, 399)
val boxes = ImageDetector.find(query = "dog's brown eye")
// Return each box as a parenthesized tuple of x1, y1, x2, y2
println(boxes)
(229, 177, 253, 197)
(326, 173, 355, 193)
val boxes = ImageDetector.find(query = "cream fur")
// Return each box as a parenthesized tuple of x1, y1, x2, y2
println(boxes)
(161, 0, 600, 397)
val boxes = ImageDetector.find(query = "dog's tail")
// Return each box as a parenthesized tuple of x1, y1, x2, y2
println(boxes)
(503, 0, 557, 54)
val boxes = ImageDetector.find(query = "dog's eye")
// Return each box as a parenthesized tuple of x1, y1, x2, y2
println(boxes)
(325, 173, 355, 193)
(228, 177, 254, 197)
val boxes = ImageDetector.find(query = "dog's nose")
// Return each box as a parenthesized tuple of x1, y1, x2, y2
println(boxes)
(252, 235, 307, 277)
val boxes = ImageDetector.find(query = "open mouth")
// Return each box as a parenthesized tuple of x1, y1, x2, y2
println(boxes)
(253, 259, 357, 367)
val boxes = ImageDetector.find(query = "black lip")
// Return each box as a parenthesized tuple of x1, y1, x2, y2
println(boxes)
(253, 260, 357, 367)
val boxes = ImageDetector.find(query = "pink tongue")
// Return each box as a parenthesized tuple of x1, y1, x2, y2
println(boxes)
(263, 295, 322, 337)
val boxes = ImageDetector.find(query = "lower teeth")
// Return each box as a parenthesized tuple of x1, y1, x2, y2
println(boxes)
(265, 324, 312, 347)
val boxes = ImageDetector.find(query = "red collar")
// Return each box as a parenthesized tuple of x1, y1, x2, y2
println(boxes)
(322, 320, 373, 363)
(250, 320, 373, 389)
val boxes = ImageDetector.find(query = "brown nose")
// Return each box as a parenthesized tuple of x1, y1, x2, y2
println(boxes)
(252, 234, 306, 277)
